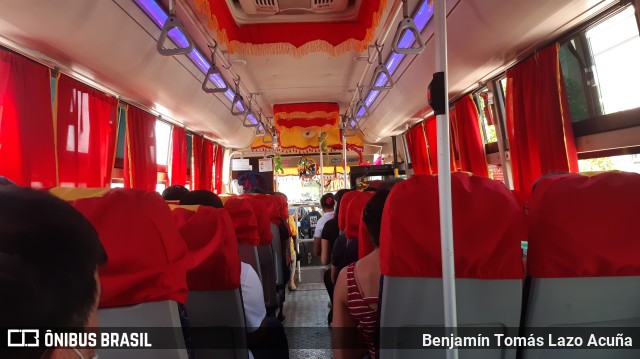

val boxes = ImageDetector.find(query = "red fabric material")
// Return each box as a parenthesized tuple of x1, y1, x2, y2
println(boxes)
(56, 74, 118, 188)
(206, 1, 383, 48)
(0, 51, 57, 187)
(213, 144, 224, 193)
(242, 194, 286, 225)
(224, 197, 261, 245)
(338, 191, 359, 231)
(358, 217, 374, 259)
(124, 106, 157, 191)
(346, 191, 374, 240)
(424, 117, 438, 174)
(67, 189, 188, 307)
(172, 206, 241, 290)
(505, 43, 579, 201)
(405, 122, 430, 175)
(192, 136, 213, 191)
(380, 173, 525, 279)
(169, 126, 187, 186)
(451, 95, 488, 177)
(239, 195, 273, 245)
(528, 172, 640, 278)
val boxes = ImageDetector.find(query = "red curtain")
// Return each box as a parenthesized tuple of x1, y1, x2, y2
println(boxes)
(405, 122, 431, 175)
(191, 136, 213, 191)
(169, 126, 187, 186)
(424, 117, 438, 174)
(124, 106, 157, 191)
(505, 43, 578, 201)
(450, 95, 489, 177)
(0, 51, 57, 187)
(213, 144, 224, 194)
(56, 74, 118, 187)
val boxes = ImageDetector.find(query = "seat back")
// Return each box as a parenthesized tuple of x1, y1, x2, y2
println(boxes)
(271, 223, 285, 306)
(239, 242, 262, 282)
(50, 188, 189, 359)
(171, 205, 248, 359)
(522, 172, 640, 359)
(344, 191, 374, 259)
(378, 173, 525, 359)
(225, 196, 262, 281)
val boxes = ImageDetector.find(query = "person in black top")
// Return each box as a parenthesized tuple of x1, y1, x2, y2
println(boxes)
(321, 189, 352, 325)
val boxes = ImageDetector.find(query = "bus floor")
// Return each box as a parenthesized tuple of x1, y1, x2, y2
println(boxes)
(283, 265, 333, 358)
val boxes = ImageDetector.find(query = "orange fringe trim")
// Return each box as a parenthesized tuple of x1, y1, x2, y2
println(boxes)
(193, 0, 389, 57)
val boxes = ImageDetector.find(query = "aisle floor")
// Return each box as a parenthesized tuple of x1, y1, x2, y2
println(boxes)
(282, 283, 333, 359)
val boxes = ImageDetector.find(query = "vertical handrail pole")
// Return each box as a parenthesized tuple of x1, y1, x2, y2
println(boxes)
(343, 133, 349, 189)
(319, 146, 325, 197)
(434, 0, 458, 358)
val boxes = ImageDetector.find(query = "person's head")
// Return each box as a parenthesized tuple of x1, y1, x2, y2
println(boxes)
(320, 193, 335, 212)
(0, 186, 107, 359)
(362, 187, 393, 248)
(333, 189, 352, 218)
(179, 190, 224, 208)
(0, 176, 17, 186)
(162, 185, 189, 201)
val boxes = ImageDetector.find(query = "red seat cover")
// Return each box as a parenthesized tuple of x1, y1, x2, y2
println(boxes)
(345, 192, 375, 258)
(224, 197, 261, 246)
(238, 196, 272, 245)
(380, 173, 525, 279)
(172, 206, 241, 291)
(528, 171, 640, 278)
(68, 189, 188, 307)
(338, 191, 359, 231)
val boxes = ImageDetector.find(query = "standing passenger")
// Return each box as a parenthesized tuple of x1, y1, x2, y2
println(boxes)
(312, 193, 335, 257)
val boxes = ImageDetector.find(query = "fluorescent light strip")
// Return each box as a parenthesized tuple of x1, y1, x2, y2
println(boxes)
(134, 0, 255, 124)
(356, 0, 434, 120)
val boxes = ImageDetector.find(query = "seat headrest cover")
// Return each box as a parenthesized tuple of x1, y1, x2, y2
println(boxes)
(172, 206, 241, 290)
(239, 195, 273, 245)
(358, 217, 374, 259)
(338, 191, 359, 232)
(380, 173, 525, 279)
(346, 192, 374, 240)
(528, 171, 640, 278)
(59, 188, 188, 307)
(223, 197, 261, 245)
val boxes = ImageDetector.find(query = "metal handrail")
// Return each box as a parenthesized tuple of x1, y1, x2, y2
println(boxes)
(392, 0, 425, 55)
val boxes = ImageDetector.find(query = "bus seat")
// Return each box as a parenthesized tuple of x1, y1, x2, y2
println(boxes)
(271, 223, 285, 306)
(239, 196, 278, 312)
(338, 191, 359, 231)
(224, 197, 261, 246)
(522, 171, 640, 359)
(50, 188, 189, 359)
(171, 205, 248, 359)
(379, 173, 525, 359)
(345, 191, 374, 258)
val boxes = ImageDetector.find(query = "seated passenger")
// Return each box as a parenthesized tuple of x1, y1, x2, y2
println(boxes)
(321, 189, 352, 325)
(180, 189, 224, 208)
(0, 186, 107, 359)
(313, 193, 335, 256)
(179, 190, 289, 359)
(332, 187, 392, 359)
(162, 184, 189, 201)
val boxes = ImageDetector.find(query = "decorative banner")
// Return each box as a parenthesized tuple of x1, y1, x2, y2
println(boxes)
(251, 102, 363, 153)
(193, 0, 388, 57)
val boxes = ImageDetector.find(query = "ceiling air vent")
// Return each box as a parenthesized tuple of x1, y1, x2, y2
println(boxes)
(230, 0, 359, 24)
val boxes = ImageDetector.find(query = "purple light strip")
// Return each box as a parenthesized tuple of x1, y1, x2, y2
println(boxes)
(134, 0, 256, 124)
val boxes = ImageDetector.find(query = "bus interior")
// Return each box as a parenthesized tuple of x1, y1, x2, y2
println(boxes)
(1, 0, 640, 358)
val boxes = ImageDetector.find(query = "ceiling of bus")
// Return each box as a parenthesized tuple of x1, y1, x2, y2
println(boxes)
(0, 0, 616, 148)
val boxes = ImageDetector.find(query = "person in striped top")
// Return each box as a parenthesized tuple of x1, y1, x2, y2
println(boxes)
(332, 187, 393, 359)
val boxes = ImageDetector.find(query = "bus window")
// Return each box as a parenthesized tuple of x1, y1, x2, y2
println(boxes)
(474, 89, 498, 144)
(561, 6, 640, 122)
(155, 120, 171, 166)
(579, 153, 640, 174)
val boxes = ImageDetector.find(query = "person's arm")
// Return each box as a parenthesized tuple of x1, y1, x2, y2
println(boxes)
(240, 263, 267, 333)
(331, 236, 346, 283)
(331, 264, 339, 284)
(321, 238, 330, 265)
(332, 267, 367, 359)
(313, 218, 323, 256)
